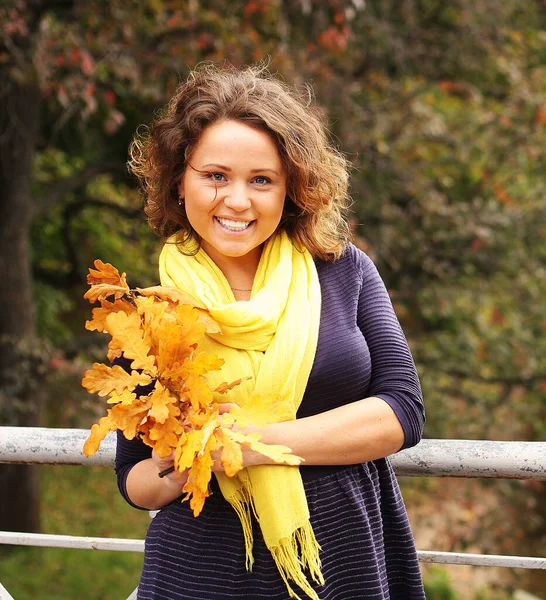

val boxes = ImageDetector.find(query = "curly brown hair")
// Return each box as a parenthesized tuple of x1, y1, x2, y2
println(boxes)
(128, 63, 351, 261)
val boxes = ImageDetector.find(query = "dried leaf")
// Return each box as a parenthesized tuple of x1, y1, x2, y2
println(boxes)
(109, 400, 151, 440)
(106, 311, 156, 373)
(87, 260, 129, 289)
(217, 428, 244, 477)
(85, 298, 135, 332)
(83, 415, 114, 457)
(148, 382, 178, 424)
(223, 393, 295, 427)
(182, 434, 218, 516)
(136, 285, 207, 309)
(228, 429, 302, 467)
(196, 309, 222, 334)
(185, 374, 213, 412)
(84, 283, 130, 303)
(82, 363, 152, 397)
(214, 377, 251, 395)
(163, 352, 224, 383)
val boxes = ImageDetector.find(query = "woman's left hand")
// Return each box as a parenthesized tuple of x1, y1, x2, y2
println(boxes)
(213, 403, 271, 471)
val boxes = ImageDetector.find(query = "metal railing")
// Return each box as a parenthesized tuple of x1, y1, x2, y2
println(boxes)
(1, 427, 545, 599)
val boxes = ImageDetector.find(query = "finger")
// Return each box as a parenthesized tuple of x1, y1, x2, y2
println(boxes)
(217, 403, 239, 414)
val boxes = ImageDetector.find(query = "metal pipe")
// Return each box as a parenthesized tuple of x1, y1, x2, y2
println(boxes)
(1, 427, 545, 480)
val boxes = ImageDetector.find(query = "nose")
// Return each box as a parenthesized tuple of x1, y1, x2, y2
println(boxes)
(223, 182, 251, 212)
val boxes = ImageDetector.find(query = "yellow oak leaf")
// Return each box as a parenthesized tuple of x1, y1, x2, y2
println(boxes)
(179, 352, 224, 377)
(183, 434, 218, 517)
(147, 417, 183, 457)
(135, 296, 173, 355)
(195, 309, 222, 335)
(106, 389, 139, 405)
(109, 400, 151, 440)
(136, 286, 221, 333)
(162, 353, 224, 385)
(227, 429, 302, 467)
(148, 382, 179, 424)
(185, 405, 214, 429)
(106, 311, 157, 373)
(185, 374, 213, 412)
(84, 283, 130, 304)
(216, 428, 244, 477)
(153, 305, 206, 373)
(213, 377, 250, 395)
(82, 363, 152, 397)
(85, 298, 135, 332)
(136, 285, 206, 309)
(175, 429, 205, 472)
(224, 393, 295, 428)
(87, 260, 129, 289)
(83, 415, 114, 457)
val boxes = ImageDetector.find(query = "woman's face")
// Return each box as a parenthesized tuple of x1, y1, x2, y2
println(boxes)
(179, 119, 287, 272)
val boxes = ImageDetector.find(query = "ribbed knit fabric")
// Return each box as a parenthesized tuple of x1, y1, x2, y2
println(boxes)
(115, 244, 426, 599)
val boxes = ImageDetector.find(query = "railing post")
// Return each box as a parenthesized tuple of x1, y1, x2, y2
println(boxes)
(0, 582, 15, 600)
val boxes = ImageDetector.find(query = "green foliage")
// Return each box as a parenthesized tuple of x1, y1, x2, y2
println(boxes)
(423, 566, 457, 600)
(0, 465, 149, 599)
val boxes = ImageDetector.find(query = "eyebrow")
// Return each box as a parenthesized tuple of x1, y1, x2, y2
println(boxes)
(200, 163, 280, 176)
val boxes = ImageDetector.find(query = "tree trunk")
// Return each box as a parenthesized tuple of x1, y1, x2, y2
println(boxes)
(0, 78, 43, 532)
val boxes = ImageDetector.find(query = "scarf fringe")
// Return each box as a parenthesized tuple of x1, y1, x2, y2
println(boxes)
(270, 522, 324, 600)
(228, 485, 255, 571)
(229, 487, 324, 600)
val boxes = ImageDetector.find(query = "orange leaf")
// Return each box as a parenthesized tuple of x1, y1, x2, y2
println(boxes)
(164, 352, 224, 382)
(185, 374, 213, 412)
(85, 298, 135, 332)
(87, 260, 129, 289)
(147, 417, 183, 457)
(182, 434, 218, 516)
(175, 429, 205, 471)
(109, 400, 150, 440)
(222, 393, 293, 427)
(217, 429, 244, 477)
(106, 311, 156, 373)
(136, 285, 206, 309)
(155, 305, 206, 372)
(83, 415, 114, 457)
(227, 429, 302, 467)
(84, 283, 130, 304)
(148, 382, 179, 424)
(196, 309, 222, 334)
(106, 389, 140, 405)
(213, 377, 250, 395)
(82, 363, 152, 397)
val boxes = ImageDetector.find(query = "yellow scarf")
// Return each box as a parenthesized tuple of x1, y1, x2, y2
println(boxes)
(159, 231, 323, 600)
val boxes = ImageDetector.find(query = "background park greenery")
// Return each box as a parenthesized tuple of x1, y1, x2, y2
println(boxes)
(1, 0, 545, 597)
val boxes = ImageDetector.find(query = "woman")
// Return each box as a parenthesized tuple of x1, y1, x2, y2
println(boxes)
(116, 63, 426, 600)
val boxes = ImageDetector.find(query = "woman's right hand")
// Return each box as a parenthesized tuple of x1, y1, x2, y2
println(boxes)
(151, 449, 188, 490)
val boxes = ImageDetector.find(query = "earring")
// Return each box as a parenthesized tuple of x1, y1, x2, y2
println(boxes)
(178, 196, 184, 206)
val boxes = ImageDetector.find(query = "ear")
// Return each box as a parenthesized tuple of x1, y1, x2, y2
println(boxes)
(177, 178, 184, 198)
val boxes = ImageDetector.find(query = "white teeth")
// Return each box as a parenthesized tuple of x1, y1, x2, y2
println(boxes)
(216, 217, 252, 231)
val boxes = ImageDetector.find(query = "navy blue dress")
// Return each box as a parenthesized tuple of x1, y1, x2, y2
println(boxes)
(115, 244, 426, 599)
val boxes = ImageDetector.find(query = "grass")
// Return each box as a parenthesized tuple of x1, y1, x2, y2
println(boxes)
(0, 465, 150, 600)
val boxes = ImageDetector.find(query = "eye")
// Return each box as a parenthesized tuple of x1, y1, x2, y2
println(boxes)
(204, 172, 226, 182)
(253, 176, 271, 185)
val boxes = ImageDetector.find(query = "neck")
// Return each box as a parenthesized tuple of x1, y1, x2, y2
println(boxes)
(201, 242, 262, 293)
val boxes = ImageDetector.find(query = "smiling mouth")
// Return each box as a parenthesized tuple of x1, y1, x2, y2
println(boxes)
(215, 217, 253, 232)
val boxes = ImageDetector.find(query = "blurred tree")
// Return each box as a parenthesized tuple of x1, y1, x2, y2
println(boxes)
(0, 0, 544, 563)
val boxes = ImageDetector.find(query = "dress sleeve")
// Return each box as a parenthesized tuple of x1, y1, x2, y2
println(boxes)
(112, 356, 154, 510)
(355, 248, 425, 450)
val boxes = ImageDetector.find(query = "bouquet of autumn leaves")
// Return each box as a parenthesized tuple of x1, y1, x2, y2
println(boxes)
(81, 260, 300, 516)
